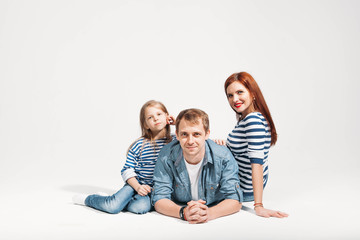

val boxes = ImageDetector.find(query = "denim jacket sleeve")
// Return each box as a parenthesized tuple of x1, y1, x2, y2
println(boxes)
(219, 149, 243, 202)
(151, 144, 174, 205)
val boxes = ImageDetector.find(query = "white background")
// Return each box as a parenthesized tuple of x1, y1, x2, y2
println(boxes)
(1, 0, 359, 239)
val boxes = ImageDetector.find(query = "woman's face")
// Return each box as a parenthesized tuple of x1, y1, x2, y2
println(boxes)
(226, 81, 254, 116)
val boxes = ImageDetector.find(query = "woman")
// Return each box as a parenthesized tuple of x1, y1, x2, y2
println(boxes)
(218, 72, 288, 218)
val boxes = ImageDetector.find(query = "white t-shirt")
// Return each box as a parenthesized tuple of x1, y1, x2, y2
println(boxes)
(184, 158, 203, 201)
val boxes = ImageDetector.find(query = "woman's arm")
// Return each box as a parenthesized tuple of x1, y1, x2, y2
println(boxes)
(251, 163, 288, 218)
(251, 163, 264, 205)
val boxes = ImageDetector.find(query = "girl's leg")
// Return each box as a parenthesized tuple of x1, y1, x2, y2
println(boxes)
(85, 184, 135, 214)
(126, 194, 152, 214)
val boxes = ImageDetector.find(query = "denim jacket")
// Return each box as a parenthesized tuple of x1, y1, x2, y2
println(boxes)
(151, 139, 243, 206)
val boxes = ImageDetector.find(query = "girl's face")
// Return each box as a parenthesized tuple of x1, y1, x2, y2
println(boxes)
(144, 105, 168, 134)
(226, 81, 254, 117)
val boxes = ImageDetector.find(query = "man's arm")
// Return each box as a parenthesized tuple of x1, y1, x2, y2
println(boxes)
(208, 199, 242, 220)
(154, 199, 182, 219)
(185, 199, 241, 224)
(155, 199, 216, 224)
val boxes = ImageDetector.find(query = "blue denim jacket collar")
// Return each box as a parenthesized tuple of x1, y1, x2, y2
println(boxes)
(173, 141, 213, 167)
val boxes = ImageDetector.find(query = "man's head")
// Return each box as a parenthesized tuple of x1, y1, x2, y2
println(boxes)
(175, 109, 210, 164)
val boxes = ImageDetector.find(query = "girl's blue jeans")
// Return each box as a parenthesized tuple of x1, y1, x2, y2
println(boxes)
(85, 184, 152, 214)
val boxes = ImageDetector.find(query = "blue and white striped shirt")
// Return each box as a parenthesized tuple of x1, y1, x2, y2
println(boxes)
(226, 112, 271, 194)
(121, 137, 172, 186)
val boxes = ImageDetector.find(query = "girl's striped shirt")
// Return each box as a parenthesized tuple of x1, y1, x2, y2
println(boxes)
(226, 112, 271, 194)
(121, 136, 171, 186)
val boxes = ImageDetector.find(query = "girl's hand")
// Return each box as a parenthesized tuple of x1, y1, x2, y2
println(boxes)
(214, 139, 227, 146)
(136, 185, 152, 196)
(167, 115, 176, 125)
(255, 206, 289, 218)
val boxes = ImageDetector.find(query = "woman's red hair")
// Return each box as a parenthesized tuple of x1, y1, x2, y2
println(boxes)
(224, 72, 277, 146)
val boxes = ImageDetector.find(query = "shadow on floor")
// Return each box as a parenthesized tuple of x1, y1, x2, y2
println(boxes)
(241, 205, 256, 215)
(61, 184, 116, 195)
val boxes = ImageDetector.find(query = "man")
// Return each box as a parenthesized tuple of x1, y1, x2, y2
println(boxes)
(152, 108, 243, 224)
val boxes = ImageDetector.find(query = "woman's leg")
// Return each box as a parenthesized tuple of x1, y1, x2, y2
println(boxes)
(242, 193, 254, 202)
(126, 194, 152, 214)
(85, 184, 135, 214)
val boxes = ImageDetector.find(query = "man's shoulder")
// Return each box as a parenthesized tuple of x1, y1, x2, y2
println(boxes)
(206, 139, 233, 160)
(158, 139, 181, 161)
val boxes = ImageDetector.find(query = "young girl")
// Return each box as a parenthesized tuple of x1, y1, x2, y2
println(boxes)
(73, 100, 175, 214)
(220, 72, 288, 218)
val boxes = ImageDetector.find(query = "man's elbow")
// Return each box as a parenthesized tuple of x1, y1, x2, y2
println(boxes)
(235, 202, 242, 212)
(227, 199, 242, 213)
(154, 201, 161, 212)
(154, 199, 167, 213)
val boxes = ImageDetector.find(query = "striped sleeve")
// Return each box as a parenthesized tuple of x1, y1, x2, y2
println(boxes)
(243, 114, 266, 165)
(121, 139, 142, 182)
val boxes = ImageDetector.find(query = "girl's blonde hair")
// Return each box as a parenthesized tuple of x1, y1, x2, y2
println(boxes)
(126, 100, 172, 158)
(139, 100, 172, 143)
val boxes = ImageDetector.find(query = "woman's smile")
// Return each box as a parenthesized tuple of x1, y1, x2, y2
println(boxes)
(234, 102, 242, 108)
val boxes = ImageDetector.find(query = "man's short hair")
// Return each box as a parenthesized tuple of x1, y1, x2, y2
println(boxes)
(175, 108, 210, 134)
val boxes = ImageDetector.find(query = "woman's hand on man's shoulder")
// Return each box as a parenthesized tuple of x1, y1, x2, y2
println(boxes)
(213, 139, 227, 146)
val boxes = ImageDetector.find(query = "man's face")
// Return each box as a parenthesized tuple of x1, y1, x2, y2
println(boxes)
(176, 118, 210, 164)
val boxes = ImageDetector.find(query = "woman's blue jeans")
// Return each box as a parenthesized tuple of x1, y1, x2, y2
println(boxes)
(242, 175, 268, 202)
(85, 184, 151, 214)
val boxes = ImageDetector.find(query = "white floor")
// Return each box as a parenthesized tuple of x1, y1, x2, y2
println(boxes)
(1, 1, 360, 239)
(1, 154, 359, 240)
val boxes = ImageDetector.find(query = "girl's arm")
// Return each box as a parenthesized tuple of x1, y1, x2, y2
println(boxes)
(121, 145, 138, 182)
(121, 139, 151, 196)
(127, 177, 151, 196)
(251, 163, 288, 218)
(167, 115, 176, 125)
